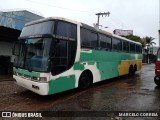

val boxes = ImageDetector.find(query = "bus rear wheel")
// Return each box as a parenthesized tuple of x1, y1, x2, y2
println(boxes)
(78, 72, 92, 90)
(129, 66, 135, 76)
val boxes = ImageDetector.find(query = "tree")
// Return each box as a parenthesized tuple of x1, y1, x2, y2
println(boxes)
(124, 35, 156, 63)
(123, 35, 145, 47)
(124, 34, 141, 42)
(145, 36, 156, 53)
(144, 36, 156, 63)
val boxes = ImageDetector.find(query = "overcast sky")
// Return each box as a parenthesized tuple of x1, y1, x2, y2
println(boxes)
(0, 0, 159, 46)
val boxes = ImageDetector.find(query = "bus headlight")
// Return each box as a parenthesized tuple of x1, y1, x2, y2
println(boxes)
(38, 77, 47, 83)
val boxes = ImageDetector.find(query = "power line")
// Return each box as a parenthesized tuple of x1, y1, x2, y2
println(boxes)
(24, 0, 142, 35)
(110, 14, 145, 37)
(1, 0, 148, 38)
(25, 0, 96, 13)
(25, 0, 144, 36)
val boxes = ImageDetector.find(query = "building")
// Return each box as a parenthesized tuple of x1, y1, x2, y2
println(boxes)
(113, 29, 133, 36)
(0, 10, 43, 75)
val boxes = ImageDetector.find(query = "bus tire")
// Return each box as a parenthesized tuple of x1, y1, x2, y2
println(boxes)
(129, 66, 135, 76)
(154, 76, 160, 86)
(134, 64, 137, 72)
(78, 71, 92, 90)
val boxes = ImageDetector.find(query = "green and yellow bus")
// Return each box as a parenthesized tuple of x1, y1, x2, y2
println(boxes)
(13, 17, 142, 95)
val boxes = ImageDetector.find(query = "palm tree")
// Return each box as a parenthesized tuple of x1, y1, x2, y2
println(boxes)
(145, 36, 156, 63)
(145, 36, 156, 54)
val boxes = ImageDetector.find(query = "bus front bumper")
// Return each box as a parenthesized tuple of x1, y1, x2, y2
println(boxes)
(13, 75, 49, 95)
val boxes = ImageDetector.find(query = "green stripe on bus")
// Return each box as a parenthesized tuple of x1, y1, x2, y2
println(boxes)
(73, 62, 85, 70)
(48, 75, 76, 95)
(80, 50, 142, 62)
(13, 67, 40, 77)
(79, 50, 142, 80)
(97, 62, 119, 80)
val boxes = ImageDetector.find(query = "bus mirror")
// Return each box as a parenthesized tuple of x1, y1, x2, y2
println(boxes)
(12, 42, 20, 56)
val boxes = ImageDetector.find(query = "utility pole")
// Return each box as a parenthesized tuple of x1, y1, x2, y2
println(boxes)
(95, 12, 110, 28)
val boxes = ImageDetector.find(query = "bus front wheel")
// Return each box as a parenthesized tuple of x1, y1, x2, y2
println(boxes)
(78, 72, 92, 90)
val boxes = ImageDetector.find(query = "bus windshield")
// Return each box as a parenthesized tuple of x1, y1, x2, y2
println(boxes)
(14, 20, 77, 74)
(14, 38, 52, 72)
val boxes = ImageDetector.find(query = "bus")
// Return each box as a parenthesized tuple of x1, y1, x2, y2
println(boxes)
(155, 48, 160, 86)
(13, 17, 142, 95)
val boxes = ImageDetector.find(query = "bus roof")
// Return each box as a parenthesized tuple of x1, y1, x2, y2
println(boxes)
(25, 17, 79, 26)
(25, 17, 142, 45)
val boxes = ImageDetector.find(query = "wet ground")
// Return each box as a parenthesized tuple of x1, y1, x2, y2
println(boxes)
(0, 64, 160, 120)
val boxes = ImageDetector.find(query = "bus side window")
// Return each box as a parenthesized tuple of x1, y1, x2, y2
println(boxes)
(140, 46, 142, 53)
(51, 21, 77, 75)
(112, 38, 122, 52)
(136, 45, 142, 53)
(51, 40, 67, 75)
(81, 28, 98, 49)
(130, 43, 135, 53)
(99, 34, 111, 50)
(99, 34, 107, 50)
(56, 21, 77, 39)
(106, 36, 112, 50)
(123, 41, 129, 52)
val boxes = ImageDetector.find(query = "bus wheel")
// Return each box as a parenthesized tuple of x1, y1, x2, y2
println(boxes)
(154, 76, 160, 86)
(132, 69, 135, 76)
(129, 66, 135, 76)
(78, 72, 92, 90)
